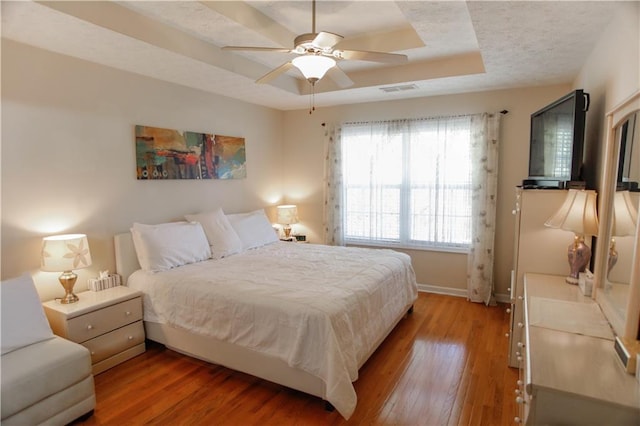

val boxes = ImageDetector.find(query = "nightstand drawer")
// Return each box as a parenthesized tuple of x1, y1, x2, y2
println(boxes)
(83, 321, 145, 364)
(67, 297, 142, 343)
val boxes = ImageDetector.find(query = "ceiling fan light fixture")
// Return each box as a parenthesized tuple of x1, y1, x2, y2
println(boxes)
(292, 55, 336, 83)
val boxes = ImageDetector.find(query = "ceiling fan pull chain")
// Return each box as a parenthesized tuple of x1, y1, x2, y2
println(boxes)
(309, 82, 316, 114)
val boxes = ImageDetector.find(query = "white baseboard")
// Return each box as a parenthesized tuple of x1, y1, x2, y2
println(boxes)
(417, 283, 467, 298)
(417, 283, 510, 305)
(494, 293, 511, 304)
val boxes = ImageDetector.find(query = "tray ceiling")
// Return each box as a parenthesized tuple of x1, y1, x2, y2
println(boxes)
(1, 1, 622, 110)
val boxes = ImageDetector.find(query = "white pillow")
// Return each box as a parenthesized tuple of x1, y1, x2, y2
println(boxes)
(1, 273, 55, 355)
(185, 208, 243, 259)
(131, 221, 212, 272)
(227, 209, 279, 250)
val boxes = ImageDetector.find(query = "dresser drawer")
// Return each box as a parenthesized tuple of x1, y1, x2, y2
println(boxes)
(83, 321, 145, 364)
(67, 297, 142, 343)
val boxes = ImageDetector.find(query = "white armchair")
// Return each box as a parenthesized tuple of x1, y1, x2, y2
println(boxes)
(1, 274, 96, 425)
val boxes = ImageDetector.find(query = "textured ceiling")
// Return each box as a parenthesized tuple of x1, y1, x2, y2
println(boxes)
(1, 1, 624, 110)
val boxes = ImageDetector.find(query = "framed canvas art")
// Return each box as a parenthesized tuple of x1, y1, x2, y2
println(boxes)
(135, 125, 246, 180)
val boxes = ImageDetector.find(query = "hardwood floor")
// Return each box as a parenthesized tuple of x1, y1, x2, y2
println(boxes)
(75, 293, 518, 425)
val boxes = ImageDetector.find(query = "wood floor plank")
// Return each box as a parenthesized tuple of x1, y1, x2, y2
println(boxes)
(74, 293, 518, 425)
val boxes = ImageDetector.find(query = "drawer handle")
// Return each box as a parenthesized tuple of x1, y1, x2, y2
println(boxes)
(517, 380, 524, 386)
(517, 342, 525, 348)
(515, 389, 521, 395)
(91, 351, 95, 355)
(517, 322, 524, 328)
(87, 325, 94, 330)
(518, 296, 523, 300)
(125, 311, 131, 316)
(514, 416, 522, 423)
(516, 396, 525, 404)
(506, 308, 511, 313)
(128, 336, 134, 340)
(517, 356, 523, 362)
(505, 333, 509, 338)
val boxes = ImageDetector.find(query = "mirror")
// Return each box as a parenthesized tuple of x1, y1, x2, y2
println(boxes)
(604, 188, 639, 318)
(617, 112, 639, 189)
(595, 91, 640, 339)
(605, 115, 639, 319)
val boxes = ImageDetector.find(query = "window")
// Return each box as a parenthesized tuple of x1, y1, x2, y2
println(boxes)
(341, 116, 473, 250)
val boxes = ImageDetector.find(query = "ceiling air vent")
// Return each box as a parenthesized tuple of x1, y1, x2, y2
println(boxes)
(380, 84, 418, 93)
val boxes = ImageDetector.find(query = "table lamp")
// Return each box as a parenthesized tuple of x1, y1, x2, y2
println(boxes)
(277, 205, 299, 239)
(544, 189, 599, 284)
(41, 234, 92, 303)
(608, 190, 638, 276)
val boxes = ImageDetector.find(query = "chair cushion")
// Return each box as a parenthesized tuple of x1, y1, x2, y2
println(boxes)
(1, 274, 55, 355)
(1, 336, 93, 420)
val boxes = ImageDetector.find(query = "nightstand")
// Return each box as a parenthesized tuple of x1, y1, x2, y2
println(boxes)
(280, 236, 309, 243)
(42, 286, 145, 375)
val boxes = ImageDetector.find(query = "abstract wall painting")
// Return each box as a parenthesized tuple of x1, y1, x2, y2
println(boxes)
(135, 125, 246, 180)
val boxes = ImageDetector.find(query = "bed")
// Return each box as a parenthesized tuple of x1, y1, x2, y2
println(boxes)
(114, 212, 417, 420)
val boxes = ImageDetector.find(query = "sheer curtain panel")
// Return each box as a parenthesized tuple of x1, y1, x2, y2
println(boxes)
(336, 117, 474, 250)
(323, 124, 345, 246)
(466, 113, 501, 305)
(324, 113, 502, 305)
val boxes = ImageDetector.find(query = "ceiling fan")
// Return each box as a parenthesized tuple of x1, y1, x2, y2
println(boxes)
(222, 0, 408, 88)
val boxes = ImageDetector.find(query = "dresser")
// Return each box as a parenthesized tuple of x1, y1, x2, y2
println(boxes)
(508, 188, 573, 367)
(517, 273, 640, 424)
(43, 286, 145, 374)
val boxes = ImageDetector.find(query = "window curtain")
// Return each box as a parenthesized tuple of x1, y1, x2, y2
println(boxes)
(323, 124, 345, 245)
(338, 117, 473, 247)
(467, 113, 502, 305)
(324, 113, 502, 306)
(340, 120, 404, 243)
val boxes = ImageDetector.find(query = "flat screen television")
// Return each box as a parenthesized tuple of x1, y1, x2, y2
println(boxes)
(524, 89, 590, 189)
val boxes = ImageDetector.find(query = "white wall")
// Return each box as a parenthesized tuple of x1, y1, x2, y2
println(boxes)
(574, 1, 640, 193)
(281, 85, 571, 297)
(571, 2, 639, 298)
(575, 2, 640, 114)
(1, 40, 285, 300)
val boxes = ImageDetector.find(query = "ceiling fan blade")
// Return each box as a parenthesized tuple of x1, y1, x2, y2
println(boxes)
(327, 66, 354, 88)
(256, 62, 294, 84)
(222, 46, 292, 53)
(336, 49, 408, 64)
(312, 31, 343, 49)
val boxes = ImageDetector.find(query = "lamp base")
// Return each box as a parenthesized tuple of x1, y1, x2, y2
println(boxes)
(283, 225, 292, 238)
(58, 271, 79, 304)
(566, 235, 591, 285)
(565, 276, 579, 285)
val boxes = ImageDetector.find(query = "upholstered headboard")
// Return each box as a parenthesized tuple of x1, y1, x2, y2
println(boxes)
(114, 232, 140, 286)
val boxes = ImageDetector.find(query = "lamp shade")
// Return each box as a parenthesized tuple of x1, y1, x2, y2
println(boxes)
(277, 205, 299, 225)
(292, 55, 336, 82)
(41, 234, 92, 272)
(545, 189, 599, 236)
(611, 190, 638, 237)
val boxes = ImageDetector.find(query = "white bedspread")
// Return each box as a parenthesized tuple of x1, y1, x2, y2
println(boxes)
(127, 242, 417, 419)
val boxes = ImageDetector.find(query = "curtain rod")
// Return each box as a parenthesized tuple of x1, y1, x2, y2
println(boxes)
(321, 110, 509, 127)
